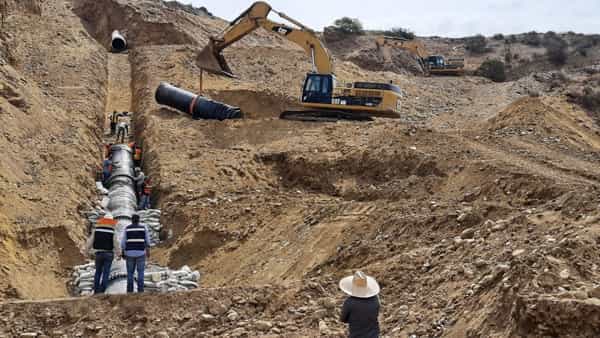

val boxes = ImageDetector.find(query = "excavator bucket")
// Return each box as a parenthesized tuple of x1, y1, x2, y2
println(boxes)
(196, 42, 235, 78)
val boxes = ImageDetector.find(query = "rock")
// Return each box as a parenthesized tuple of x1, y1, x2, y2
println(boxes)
(200, 314, 216, 322)
(573, 290, 589, 300)
(255, 320, 273, 331)
(491, 221, 507, 232)
(229, 328, 247, 337)
(559, 269, 570, 279)
(19, 333, 38, 337)
(313, 309, 327, 319)
(319, 320, 329, 334)
(474, 259, 488, 269)
(512, 249, 526, 257)
(320, 298, 336, 310)
(208, 299, 228, 316)
(461, 228, 476, 239)
(589, 286, 600, 299)
(155, 331, 169, 338)
(227, 310, 239, 322)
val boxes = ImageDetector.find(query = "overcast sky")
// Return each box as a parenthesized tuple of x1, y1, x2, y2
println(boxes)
(177, 0, 600, 37)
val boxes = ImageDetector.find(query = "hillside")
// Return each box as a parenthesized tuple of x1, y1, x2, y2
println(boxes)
(1, 0, 600, 337)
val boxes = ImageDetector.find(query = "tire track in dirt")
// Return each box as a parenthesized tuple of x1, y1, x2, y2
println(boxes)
(462, 137, 600, 187)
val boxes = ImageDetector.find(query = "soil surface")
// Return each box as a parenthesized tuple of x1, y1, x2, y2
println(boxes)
(2, 0, 600, 337)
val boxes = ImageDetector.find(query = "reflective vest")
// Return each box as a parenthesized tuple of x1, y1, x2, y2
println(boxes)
(93, 218, 117, 251)
(125, 223, 146, 251)
(143, 179, 152, 195)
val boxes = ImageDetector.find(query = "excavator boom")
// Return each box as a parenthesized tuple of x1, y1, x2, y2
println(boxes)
(197, 2, 403, 121)
(377, 35, 465, 76)
(197, 1, 333, 76)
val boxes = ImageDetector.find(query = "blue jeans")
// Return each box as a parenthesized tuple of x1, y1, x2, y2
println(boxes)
(94, 252, 114, 294)
(138, 194, 150, 210)
(126, 255, 145, 293)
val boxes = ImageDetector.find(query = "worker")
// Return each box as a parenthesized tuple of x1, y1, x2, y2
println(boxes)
(104, 143, 113, 159)
(133, 144, 143, 167)
(110, 111, 118, 135)
(121, 214, 150, 293)
(102, 155, 113, 185)
(339, 271, 381, 338)
(115, 121, 129, 143)
(138, 177, 152, 210)
(86, 214, 120, 294)
(133, 168, 145, 199)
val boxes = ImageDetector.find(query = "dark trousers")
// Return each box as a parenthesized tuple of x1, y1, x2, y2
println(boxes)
(116, 126, 128, 143)
(138, 194, 150, 210)
(110, 122, 116, 135)
(126, 255, 146, 293)
(93, 252, 114, 294)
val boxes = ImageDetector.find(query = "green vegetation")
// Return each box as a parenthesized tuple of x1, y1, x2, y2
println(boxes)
(326, 17, 365, 35)
(477, 59, 507, 82)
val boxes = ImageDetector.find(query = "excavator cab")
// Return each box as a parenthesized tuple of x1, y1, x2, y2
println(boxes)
(302, 74, 335, 104)
(426, 55, 446, 69)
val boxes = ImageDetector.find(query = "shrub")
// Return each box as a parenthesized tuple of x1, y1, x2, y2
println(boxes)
(504, 51, 512, 64)
(477, 59, 506, 82)
(545, 37, 569, 65)
(580, 87, 600, 111)
(383, 27, 415, 40)
(493, 33, 505, 41)
(327, 17, 364, 35)
(466, 34, 488, 54)
(577, 46, 589, 57)
(522, 31, 541, 46)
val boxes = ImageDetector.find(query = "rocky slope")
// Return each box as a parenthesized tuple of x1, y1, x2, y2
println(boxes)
(1, 0, 600, 337)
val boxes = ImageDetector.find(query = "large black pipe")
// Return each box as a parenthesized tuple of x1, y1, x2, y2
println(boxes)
(111, 30, 127, 52)
(155, 82, 242, 120)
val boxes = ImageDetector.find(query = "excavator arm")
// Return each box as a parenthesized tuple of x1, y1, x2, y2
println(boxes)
(376, 36, 429, 60)
(197, 1, 333, 77)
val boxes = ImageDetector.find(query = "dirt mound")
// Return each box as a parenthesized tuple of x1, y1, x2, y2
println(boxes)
(264, 149, 445, 199)
(325, 34, 423, 74)
(0, 0, 107, 299)
(487, 97, 557, 130)
(206, 89, 299, 119)
(73, 0, 198, 50)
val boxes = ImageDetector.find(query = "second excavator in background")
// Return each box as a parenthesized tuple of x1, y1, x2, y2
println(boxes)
(376, 36, 465, 76)
(197, 1, 402, 121)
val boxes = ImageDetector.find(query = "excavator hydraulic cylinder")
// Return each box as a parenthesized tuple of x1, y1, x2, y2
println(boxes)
(155, 82, 242, 120)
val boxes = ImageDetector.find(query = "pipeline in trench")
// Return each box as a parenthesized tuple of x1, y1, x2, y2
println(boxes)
(71, 54, 200, 296)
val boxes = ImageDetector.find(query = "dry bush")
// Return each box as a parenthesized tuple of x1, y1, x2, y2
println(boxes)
(477, 59, 506, 82)
(466, 34, 488, 54)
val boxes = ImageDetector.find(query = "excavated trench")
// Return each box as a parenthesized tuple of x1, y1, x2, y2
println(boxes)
(69, 35, 200, 293)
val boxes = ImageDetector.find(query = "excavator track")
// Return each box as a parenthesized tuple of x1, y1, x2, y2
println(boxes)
(280, 110, 374, 122)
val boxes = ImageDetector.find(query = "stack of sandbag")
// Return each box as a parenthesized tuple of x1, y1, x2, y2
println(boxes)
(72, 262, 95, 296)
(143, 265, 201, 293)
(85, 207, 106, 226)
(71, 263, 201, 296)
(137, 209, 163, 245)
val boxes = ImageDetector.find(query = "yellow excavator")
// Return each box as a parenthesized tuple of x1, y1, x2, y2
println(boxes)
(197, 1, 402, 121)
(376, 36, 465, 76)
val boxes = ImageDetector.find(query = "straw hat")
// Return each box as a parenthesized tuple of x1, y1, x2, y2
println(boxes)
(339, 271, 380, 298)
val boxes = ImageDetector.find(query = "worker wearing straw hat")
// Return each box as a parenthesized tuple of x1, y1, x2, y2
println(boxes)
(339, 271, 381, 338)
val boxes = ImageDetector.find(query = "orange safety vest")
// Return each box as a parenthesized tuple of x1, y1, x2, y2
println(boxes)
(143, 179, 152, 194)
(134, 148, 142, 161)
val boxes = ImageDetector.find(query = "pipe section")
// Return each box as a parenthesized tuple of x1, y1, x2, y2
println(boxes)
(155, 82, 242, 120)
(111, 30, 127, 52)
(105, 144, 137, 294)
